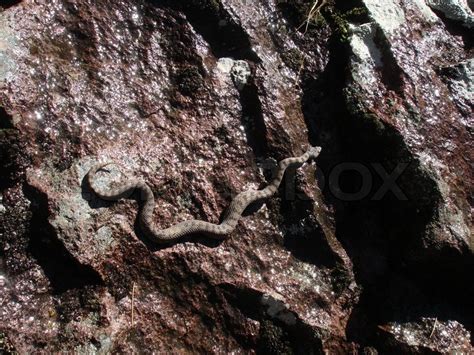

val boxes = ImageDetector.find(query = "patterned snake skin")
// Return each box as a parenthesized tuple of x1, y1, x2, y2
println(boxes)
(87, 146, 321, 243)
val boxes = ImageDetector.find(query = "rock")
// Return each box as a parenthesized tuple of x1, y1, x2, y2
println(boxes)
(379, 318, 472, 353)
(0, 0, 472, 352)
(345, 0, 472, 257)
(440, 58, 474, 115)
(217, 57, 252, 90)
(0, 193, 5, 214)
(427, 0, 474, 28)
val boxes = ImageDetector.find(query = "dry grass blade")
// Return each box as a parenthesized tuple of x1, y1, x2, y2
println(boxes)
(131, 282, 136, 326)
(296, 0, 328, 34)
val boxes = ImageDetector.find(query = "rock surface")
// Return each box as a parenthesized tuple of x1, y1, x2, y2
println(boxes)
(0, 0, 472, 352)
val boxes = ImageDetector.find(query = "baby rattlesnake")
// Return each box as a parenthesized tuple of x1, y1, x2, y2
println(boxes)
(87, 146, 321, 244)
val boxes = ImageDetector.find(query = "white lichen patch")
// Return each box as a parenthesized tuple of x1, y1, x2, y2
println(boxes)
(72, 330, 112, 354)
(445, 58, 474, 121)
(348, 23, 382, 90)
(0, 193, 5, 214)
(411, 0, 440, 21)
(417, 151, 471, 248)
(216, 57, 251, 90)
(453, 58, 474, 98)
(54, 192, 94, 229)
(95, 226, 116, 254)
(0, 12, 20, 83)
(230, 60, 251, 90)
(74, 332, 113, 354)
(34, 158, 130, 261)
(216, 57, 235, 73)
(0, 273, 7, 288)
(363, 0, 406, 33)
(261, 293, 297, 326)
(427, 0, 474, 28)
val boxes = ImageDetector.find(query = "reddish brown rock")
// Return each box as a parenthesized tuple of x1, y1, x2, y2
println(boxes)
(0, 0, 472, 352)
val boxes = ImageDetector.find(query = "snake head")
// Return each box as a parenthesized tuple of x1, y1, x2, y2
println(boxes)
(307, 146, 322, 159)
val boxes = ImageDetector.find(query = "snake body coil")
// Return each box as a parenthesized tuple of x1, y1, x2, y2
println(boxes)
(87, 146, 321, 243)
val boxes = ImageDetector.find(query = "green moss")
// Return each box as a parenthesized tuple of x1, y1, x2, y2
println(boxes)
(175, 66, 203, 96)
(258, 320, 293, 355)
(328, 9, 351, 43)
(302, 8, 328, 30)
(313, 12, 328, 27)
(281, 48, 304, 73)
(277, 0, 328, 33)
(326, 6, 369, 43)
(345, 7, 369, 21)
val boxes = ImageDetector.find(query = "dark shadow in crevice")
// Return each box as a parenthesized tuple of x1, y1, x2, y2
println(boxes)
(298, 0, 473, 348)
(0, 107, 14, 129)
(275, 166, 338, 269)
(219, 283, 324, 354)
(346, 249, 474, 348)
(373, 27, 405, 94)
(0, 127, 25, 190)
(149, 0, 259, 62)
(24, 182, 104, 295)
(53, 284, 104, 327)
(429, 8, 473, 50)
(0, 0, 22, 10)
(238, 81, 268, 158)
(276, 0, 316, 31)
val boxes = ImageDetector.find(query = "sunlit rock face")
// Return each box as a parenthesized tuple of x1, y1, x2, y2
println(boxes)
(0, 0, 472, 353)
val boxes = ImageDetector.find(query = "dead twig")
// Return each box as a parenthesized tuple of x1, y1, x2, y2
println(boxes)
(293, 0, 328, 85)
(131, 282, 137, 326)
(295, 52, 307, 86)
(296, 0, 328, 34)
(429, 318, 438, 339)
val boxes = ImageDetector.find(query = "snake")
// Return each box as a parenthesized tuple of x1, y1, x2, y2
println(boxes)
(87, 146, 321, 244)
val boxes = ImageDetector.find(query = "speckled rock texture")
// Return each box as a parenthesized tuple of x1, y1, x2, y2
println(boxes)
(0, 0, 472, 353)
